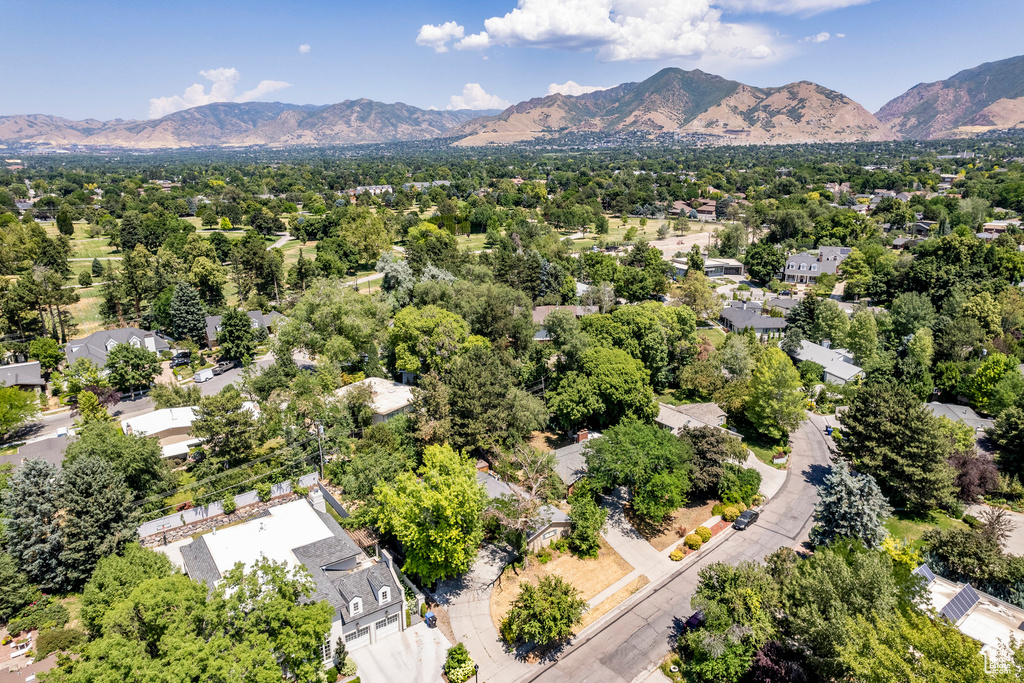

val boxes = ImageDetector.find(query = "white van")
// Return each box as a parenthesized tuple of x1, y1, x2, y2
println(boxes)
(194, 368, 215, 383)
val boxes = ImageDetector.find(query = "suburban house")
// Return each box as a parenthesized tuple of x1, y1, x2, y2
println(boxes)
(655, 402, 728, 434)
(180, 494, 405, 654)
(761, 297, 800, 315)
(719, 301, 788, 336)
(531, 305, 599, 325)
(549, 432, 598, 494)
(64, 327, 171, 366)
(915, 564, 1024, 667)
(668, 200, 698, 219)
(476, 470, 571, 551)
(204, 310, 285, 348)
(786, 340, 864, 385)
(122, 407, 200, 459)
(925, 403, 995, 435)
(780, 247, 852, 286)
(334, 377, 415, 424)
(0, 360, 46, 392)
(668, 257, 745, 279)
(695, 201, 716, 221)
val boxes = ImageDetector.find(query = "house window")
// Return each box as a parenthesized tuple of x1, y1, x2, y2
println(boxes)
(542, 530, 557, 540)
(811, 264, 818, 271)
(799, 263, 806, 270)
(350, 598, 362, 615)
(378, 587, 390, 604)
(320, 638, 331, 661)
(345, 626, 370, 643)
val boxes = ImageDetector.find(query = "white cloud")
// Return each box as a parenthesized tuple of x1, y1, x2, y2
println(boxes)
(717, 0, 874, 14)
(421, 1, 778, 64)
(547, 80, 609, 96)
(298, 43, 311, 53)
(447, 83, 512, 110)
(149, 68, 292, 119)
(416, 21, 465, 52)
(803, 31, 831, 43)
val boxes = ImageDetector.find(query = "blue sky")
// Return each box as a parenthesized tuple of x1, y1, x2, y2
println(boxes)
(2, 0, 1022, 120)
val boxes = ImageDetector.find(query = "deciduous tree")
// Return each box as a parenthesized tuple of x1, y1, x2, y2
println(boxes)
(745, 347, 805, 440)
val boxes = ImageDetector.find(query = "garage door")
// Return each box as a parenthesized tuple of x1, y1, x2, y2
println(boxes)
(374, 613, 401, 639)
(344, 625, 371, 650)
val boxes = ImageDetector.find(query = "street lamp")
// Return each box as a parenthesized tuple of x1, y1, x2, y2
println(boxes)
(474, 664, 479, 683)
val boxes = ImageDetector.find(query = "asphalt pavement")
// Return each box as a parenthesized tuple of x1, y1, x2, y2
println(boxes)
(513, 415, 834, 683)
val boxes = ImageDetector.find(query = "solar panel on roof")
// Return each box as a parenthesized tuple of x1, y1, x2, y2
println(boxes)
(941, 584, 980, 623)
(913, 564, 936, 583)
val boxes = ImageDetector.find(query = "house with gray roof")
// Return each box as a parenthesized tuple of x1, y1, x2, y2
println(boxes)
(550, 436, 597, 493)
(477, 470, 571, 551)
(719, 302, 788, 336)
(180, 494, 405, 654)
(204, 310, 285, 347)
(786, 340, 864, 385)
(655, 403, 728, 434)
(780, 247, 851, 285)
(0, 360, 46, 391)
(64, 327, 170, 367)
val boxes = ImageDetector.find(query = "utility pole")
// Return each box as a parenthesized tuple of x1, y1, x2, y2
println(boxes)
(316, 422, 326, 479)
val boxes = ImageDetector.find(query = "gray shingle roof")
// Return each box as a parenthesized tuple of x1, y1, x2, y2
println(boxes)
(180, 536, 221, 587)
(205, 310, 283, 345)
(328, 563, 401, 623)
(0, 361, 45, 388)
(552, 442, 588, 487)
(719, 307, 788, 331)
(64, 328, 170, 366)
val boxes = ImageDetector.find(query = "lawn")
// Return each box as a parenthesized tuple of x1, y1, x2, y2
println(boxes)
(729, 417, 785, 467)
(697, 327, 727, 348)
(885, 510, 968, 550)
(489, 538, 633, 633)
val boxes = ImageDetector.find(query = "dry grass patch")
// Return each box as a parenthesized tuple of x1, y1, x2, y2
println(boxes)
(578, 575, 649, 631)
(489, 539, 633, 632)
(642, 499, 718, 552)
(526, 430, 572, 453)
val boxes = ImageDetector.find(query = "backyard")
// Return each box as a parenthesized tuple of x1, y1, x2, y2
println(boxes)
(884, 510, 968, 550)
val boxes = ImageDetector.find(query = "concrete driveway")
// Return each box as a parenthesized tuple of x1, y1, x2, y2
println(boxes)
(350, 622, 450, 683)
(967, 504, 1024, 556)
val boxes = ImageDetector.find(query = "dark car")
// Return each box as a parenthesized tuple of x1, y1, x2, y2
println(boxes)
(170, 357, 191, 369)
(733, 509, 759, 530)
(682, 610, 705, 632)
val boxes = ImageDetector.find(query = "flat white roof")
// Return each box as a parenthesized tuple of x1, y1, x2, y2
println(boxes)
(122, 407, 197, 436)
(925, 575, 1024, 660)
(335, 377, 415, 416)
(201, 499, 334, 575)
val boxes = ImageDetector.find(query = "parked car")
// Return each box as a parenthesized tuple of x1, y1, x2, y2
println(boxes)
(733, 509, 759, 530)
(172, 350, 191, 359)
(682, 610, 705, 632)
(170, 357, 190, 369)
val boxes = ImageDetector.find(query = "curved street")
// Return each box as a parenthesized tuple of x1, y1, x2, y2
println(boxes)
(485, 415, 835, 683)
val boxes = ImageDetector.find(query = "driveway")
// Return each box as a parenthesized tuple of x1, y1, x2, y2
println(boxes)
(350, 622, 450, 683)
(967, 504, 1024, 556)
(510, 415, 834, 683)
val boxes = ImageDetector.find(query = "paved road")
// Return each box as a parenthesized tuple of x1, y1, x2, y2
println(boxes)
(514, 415, 833, 683)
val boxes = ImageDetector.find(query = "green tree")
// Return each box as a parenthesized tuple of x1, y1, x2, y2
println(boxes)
(56, 206, 74, 236)
(74, 390, 111, 427)
(836, 381, 956, 511)
(688, 245, 705, 273)
(810, 460, 891, 549)
(58, 457, 135, 591)
(149, 383, 201, 410)
(388, 305, 477, 376)
(0, 385, 38, 439)
(64, 421, 167, 497)
(991, 405, 1024, 475)
(845, 309, 878, 364)
(191, 386, 263, 473)
(375, 444, 487, 585)
(29, 336, 63, 375)
(890, 292, 935, 338)
(91, 257, 104, 277)
(1, 459, 62, 589)
(0, 551, 40, 623)
(574, 346, 657, 428)
(168, 283, 206, 343)
(81, 543, 173, 636)
(584, 421, 692, 524)
(500, 575, 587, 646)
(217, 308, 257, 362)
(567, 479, 607, 558)
(104, 344, 162, 395)
(745, 347, 805, 440)
(277, 280, 389, 365)
(547, 371, 603, 432)
(963, 352, 1016, 412)
(745, 241, 786, 284)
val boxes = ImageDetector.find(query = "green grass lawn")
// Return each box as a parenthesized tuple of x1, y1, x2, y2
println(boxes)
(729, 417, 785, 466)
(698, 327, 727, 348)
(885, 510, 968, 550)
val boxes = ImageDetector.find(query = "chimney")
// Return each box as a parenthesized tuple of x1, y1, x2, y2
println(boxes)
(308, 488, 326, 513)
(741, 301, 747, 310)
(576, 429, 589, 443)
(822, 339, 831, 349)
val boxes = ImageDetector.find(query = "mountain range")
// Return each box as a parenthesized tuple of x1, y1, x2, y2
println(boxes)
(2, 55, 1023, 149)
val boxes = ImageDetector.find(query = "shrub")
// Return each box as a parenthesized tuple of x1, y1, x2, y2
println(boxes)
(722, 506, 740, 522)
(963, 514, 982, 529)
(536, 548, 553, 564)
(35, 628, 86, 658)
(294, 485, 309, 498)
(325, 665, 340, 681)
(737, 502, 748, 513)
(683, 533, 703, 550)
(77, 271, 92, 288)
(695, 526, 712, 543)
(711, 503, 725, 516)
(420, 602, 428, 618)
(551, 538, 570, 553)
(222, 496, 237, 515)
(8, 598, 69, 635)
(445, 643, 475, 683)
(339, 656, 357, 676)
(670, 549, 685, 561)
(255, 482, 272, 502)
(736, 283, 751, 291)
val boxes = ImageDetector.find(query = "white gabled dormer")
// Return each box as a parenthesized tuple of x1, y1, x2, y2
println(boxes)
(378, 587, 390, 605)
(350, 597, 362, 615)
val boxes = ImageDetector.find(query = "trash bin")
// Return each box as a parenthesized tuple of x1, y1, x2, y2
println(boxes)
(425, 611, 437, 628)
(825, 425, 833, 436)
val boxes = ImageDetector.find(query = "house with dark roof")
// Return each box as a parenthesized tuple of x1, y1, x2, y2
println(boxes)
(204, 310, 285, 347)
(477, 470, 571, 551)
(0, 361, 46, 392)
(779, 247, 851, 285)
(785, 340, 864, 385)
(550, 434, 599, 494)
(719, 301, 788, 336)
(64, 327, 170, 367)
(180, 494, 405, 654)
(655, 402, 728, 434)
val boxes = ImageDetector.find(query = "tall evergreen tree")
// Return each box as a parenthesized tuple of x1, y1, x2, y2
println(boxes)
(809, 459, 892, 549)
(56, 206, 74, 236)
(1, 459, 63, 590)
(91, 257, 104, 277)
(58, 457, 135, 591)
(169, 283, 206, 343)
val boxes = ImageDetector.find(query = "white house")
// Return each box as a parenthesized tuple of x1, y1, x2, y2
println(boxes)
(786, 340, 864, 385)
(180, 496, 406, 655)
(122, 407, 200, 459)
(334, 377, 415, 424)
